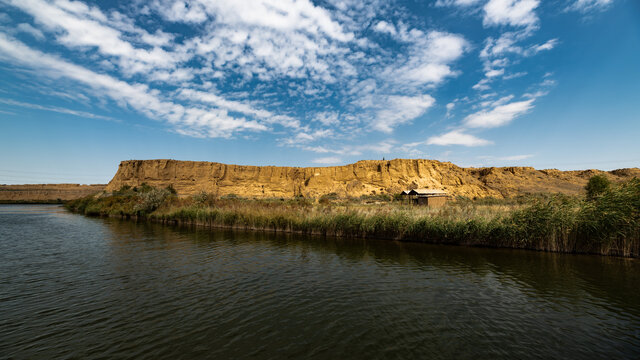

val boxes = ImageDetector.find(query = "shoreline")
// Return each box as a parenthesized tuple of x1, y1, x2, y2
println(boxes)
(69, 210, 639, 258)
(64, 180, 640, 258)
(65, 194, 640, 258)
(0, 200, 66, 204)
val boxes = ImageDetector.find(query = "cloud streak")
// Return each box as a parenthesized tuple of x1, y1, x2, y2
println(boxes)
(0, 33, 267, 137)
(0, 98, 117, 121)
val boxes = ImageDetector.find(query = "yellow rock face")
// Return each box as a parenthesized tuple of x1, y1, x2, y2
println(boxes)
(104, 159, 640, 199)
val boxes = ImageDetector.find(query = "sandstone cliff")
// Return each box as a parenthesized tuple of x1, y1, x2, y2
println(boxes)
(105, 159, 640, 199)
(0, 184, 106, 202)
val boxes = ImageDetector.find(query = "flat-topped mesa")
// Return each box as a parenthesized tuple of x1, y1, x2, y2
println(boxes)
(105, 159, 640, 199)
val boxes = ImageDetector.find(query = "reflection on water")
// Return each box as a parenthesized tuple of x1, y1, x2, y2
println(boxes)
(1, 205, 639, 359)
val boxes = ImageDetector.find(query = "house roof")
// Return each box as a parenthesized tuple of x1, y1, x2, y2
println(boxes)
(407, 188, 447, 196)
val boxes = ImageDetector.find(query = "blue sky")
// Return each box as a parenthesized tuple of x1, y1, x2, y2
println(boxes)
(0, 0, 638, 184)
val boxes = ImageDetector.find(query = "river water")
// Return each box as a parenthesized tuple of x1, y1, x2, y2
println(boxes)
(1, 205, 639, 359)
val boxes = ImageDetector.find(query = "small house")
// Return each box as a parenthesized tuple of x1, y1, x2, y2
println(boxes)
(402, 188, 448, 207)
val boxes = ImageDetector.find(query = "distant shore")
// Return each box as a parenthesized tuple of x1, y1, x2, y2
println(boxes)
(0, 200, 65, 204)
(0, 184, 106, 203)
(65, 177, 640, 258)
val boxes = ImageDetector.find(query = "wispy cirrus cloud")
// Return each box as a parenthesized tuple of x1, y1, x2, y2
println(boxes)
(0, 98, 117, 121)
(6, 0, 184, 76)
(15, 23, 44, 40)
(0, 33, 267, 137)
(436, 0, 482, 7)
(568, 0, 614, 12)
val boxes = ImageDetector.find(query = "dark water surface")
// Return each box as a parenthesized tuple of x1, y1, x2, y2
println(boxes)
(1, 205, 639, 359)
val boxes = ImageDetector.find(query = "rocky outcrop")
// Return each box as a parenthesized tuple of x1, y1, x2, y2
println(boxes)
(0, 184, 105, 202)
(105, 159, 640, 199)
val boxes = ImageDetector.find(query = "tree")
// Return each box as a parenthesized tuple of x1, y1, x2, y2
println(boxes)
(585, 174, 611, 200)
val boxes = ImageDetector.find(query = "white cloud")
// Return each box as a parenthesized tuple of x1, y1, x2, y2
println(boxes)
(476, 30, 555, 94)
(481, 32, 525, 58)
(525, 38, 559, 55)
(153, 0, 354, 42)
(436, 0, 482, 6)
(16, 23, 45, 40)
(485, 68, 505, 78)
(503, 71, 527, 79)
(501, 154, 533, 160)
(281, 129, 334, 145)
(446, 102, 455, 118)
(483, 0, 540, 28)
(313, 112, 340, 126)
(0, 33, 267, 137)
(478, 154, 534, 161)
(386, 31, 469, 87)
(568, 0, 613, 12)
(373, 21, 397, 36)
(373, 94, 435, 133)
(482, 32, 556, 59)
(312, 156, 343, 164)
(464, 98, 534, 128)
(427, 130, 492, 146)
(4, 0, 471, 148)
(301, 140, 395, 157)
(6, 0, 186, 76)
(177, 88, 300, 129)
(473, 78, 491, 91)
(0, 98, 116, 121)
(533, 38, 558, 52)
(2, 0, 541, 159)
(398, 140, 429, 157)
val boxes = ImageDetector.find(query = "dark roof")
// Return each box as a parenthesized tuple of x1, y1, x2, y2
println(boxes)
(406, 188, 447, 196)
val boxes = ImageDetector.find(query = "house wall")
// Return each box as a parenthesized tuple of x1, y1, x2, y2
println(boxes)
(427, 196, 447, 207)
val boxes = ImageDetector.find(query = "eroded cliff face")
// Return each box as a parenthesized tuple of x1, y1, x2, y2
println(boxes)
(104, 159, 640, 199)
(0, 184, 106, 202)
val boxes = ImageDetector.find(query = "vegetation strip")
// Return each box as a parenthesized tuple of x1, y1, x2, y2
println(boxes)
(66, 176, 640, 257)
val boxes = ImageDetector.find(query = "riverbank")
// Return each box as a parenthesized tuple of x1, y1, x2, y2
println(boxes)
(0, 184, 106, 203)
(65, 178, 640, 257)
(0, 200, 65, 204)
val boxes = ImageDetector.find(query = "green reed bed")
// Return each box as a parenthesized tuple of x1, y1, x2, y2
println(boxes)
(65, 178, 640, 257)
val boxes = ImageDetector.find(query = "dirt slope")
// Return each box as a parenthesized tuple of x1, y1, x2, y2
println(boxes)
(0, 184, 106, 202)
(104, 159, 640, 199)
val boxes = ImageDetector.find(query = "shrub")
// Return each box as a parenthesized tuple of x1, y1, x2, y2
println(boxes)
(134, 188, 170, 214)
(192, 191, 209, 205)
(138, 182, 155, 193)
(585, 174, 611, 200)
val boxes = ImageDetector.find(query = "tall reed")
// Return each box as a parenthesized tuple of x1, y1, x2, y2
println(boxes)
(65, 178, 640, 257)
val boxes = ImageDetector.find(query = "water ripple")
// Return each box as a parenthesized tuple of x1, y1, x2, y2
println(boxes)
(0, 205, 639, 359)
